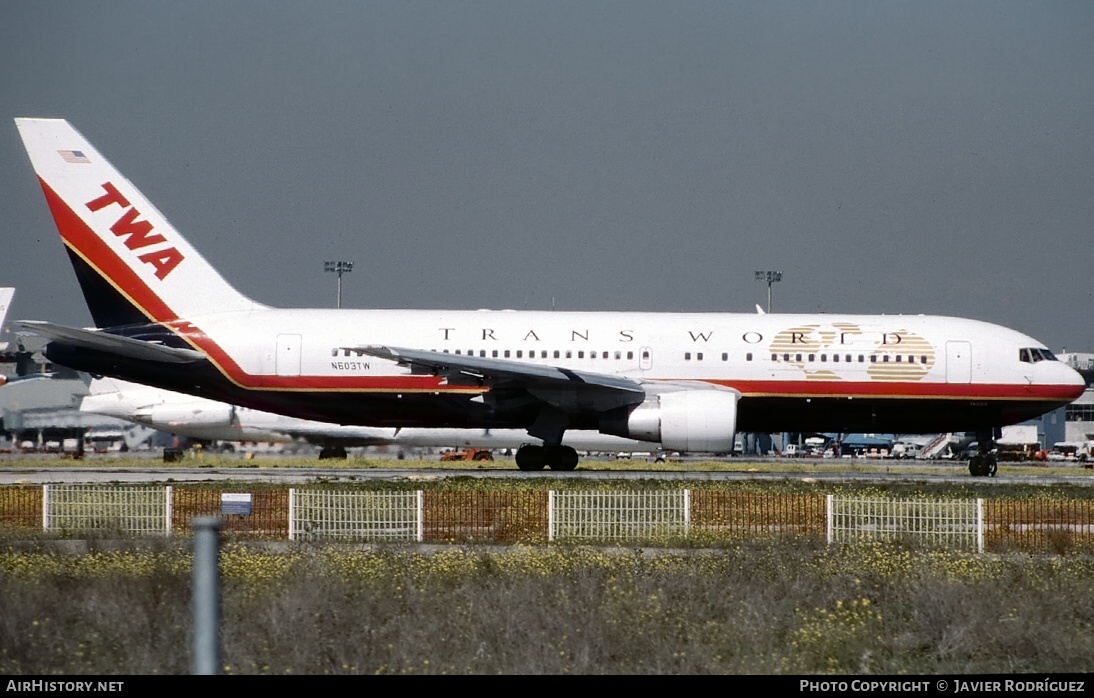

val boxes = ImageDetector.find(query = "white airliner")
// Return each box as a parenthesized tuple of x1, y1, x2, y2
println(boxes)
(79, 377, 663, 458)
(14, 118, 1086, 476)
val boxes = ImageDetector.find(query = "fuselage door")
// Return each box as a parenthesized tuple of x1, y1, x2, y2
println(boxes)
(946, 341, 972, 384)
(276, 334, 302, 377)
(639, 346, 653, 371)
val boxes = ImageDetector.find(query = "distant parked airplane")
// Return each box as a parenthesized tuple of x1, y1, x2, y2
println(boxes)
(15, 117, 1086, 475)
(79, 377, 661, 459)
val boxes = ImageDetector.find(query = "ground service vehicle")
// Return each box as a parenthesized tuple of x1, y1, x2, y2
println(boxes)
(440, 448, 494, 462)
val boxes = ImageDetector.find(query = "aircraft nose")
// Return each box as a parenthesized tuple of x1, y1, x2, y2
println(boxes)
(1060, 362, 1088, 396)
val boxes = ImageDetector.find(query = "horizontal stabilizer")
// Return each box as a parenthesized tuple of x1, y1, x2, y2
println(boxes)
(18, 320, 205, 364)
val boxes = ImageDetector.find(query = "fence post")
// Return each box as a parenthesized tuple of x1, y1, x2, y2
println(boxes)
(548, 490, 555, 542)
(192, 516, 221, 675)
(165, 486, 173, 536)
(683, 489, 691, 538)
(288, 488, 296, 541)
(41, 484, 50, 532)
(826, 494, 834, 545)
(976, 498, 984, 554)
(415, 490, 424, 542)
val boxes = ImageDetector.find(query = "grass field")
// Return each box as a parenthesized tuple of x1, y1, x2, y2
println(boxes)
(3, 458, 1094, 674)
(2, 538, 1093, 675)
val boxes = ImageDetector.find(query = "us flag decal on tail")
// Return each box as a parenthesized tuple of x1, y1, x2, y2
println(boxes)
(58, 150, 90, 164)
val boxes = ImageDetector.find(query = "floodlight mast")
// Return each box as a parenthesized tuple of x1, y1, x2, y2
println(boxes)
(324, 260, 354, 309)
(754, 270, 783, 313)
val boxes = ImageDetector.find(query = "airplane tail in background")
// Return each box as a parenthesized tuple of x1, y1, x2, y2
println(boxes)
(14, 118, 265, 329)
(0, 287, 14, 337)
(0, 287, 14, 326)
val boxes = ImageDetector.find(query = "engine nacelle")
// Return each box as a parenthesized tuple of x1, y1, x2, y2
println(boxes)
(603, 389, 739, 453)
(145, 402, 234, 428)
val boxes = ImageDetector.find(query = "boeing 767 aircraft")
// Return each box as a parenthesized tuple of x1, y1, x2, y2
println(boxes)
(14, 118, 1085, 475)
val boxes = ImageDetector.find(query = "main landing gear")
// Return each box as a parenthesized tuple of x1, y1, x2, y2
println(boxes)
(318, 446, 348, 460)
(968, 429, 999, 478)
(515, 444, 579, 472)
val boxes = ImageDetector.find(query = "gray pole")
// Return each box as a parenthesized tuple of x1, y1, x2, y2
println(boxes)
(192, 516, 221, 675)
(754, 270, 782, 313)
(325, 261, 353, 309)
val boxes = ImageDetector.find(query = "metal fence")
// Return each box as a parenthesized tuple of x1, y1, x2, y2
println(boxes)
(985, 497, 1094, 554)
(290, 490, 422, 542)
(691, 491, 826, 540)
(423, 491, 549, 544)
(42, 484, 171, 536)
(828, 495, 983, 552)
(549, 490, 690, 542)
(3, 484, 1094, 554)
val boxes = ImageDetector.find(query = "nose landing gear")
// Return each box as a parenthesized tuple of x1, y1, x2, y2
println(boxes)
(968, 429, 999, 477)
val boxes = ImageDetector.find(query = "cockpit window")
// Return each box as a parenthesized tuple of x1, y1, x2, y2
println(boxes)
(1020, 348, 1058, 363)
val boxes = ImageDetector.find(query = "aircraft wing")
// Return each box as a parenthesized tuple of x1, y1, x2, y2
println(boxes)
(18, 321, 206, 364)
(355, 345, 647, 411)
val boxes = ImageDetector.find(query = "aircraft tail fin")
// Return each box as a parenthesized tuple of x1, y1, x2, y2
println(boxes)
(0, 288, 14, 327)
(14, 118, 265, 328)
(0, 287, 13, 350)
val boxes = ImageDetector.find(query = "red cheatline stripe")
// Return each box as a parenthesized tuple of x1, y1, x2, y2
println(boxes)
(711, 379, 1082, 402)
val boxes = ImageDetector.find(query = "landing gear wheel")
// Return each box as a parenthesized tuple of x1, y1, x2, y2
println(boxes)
(546, 445, 579, 471)
(515, 445, 546, 471)
(969, 430, 1001, 477)
(319, 446, 348, 460)
(968, 455, 984, 477)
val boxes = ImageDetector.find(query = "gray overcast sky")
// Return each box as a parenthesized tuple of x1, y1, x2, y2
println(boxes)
(2, 1, 1093, 352)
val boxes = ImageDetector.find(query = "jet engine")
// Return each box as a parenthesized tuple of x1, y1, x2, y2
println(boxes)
(142, 402, 235, 428)
(601, 389, 739, 453)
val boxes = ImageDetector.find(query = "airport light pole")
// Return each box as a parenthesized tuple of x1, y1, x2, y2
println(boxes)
(754, 270, 783, 313)
(324, 260, 353, 309)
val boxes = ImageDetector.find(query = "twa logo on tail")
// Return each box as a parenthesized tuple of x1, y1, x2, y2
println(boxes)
(85, 182, 185, 280)
(15, 118, 263, 325)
